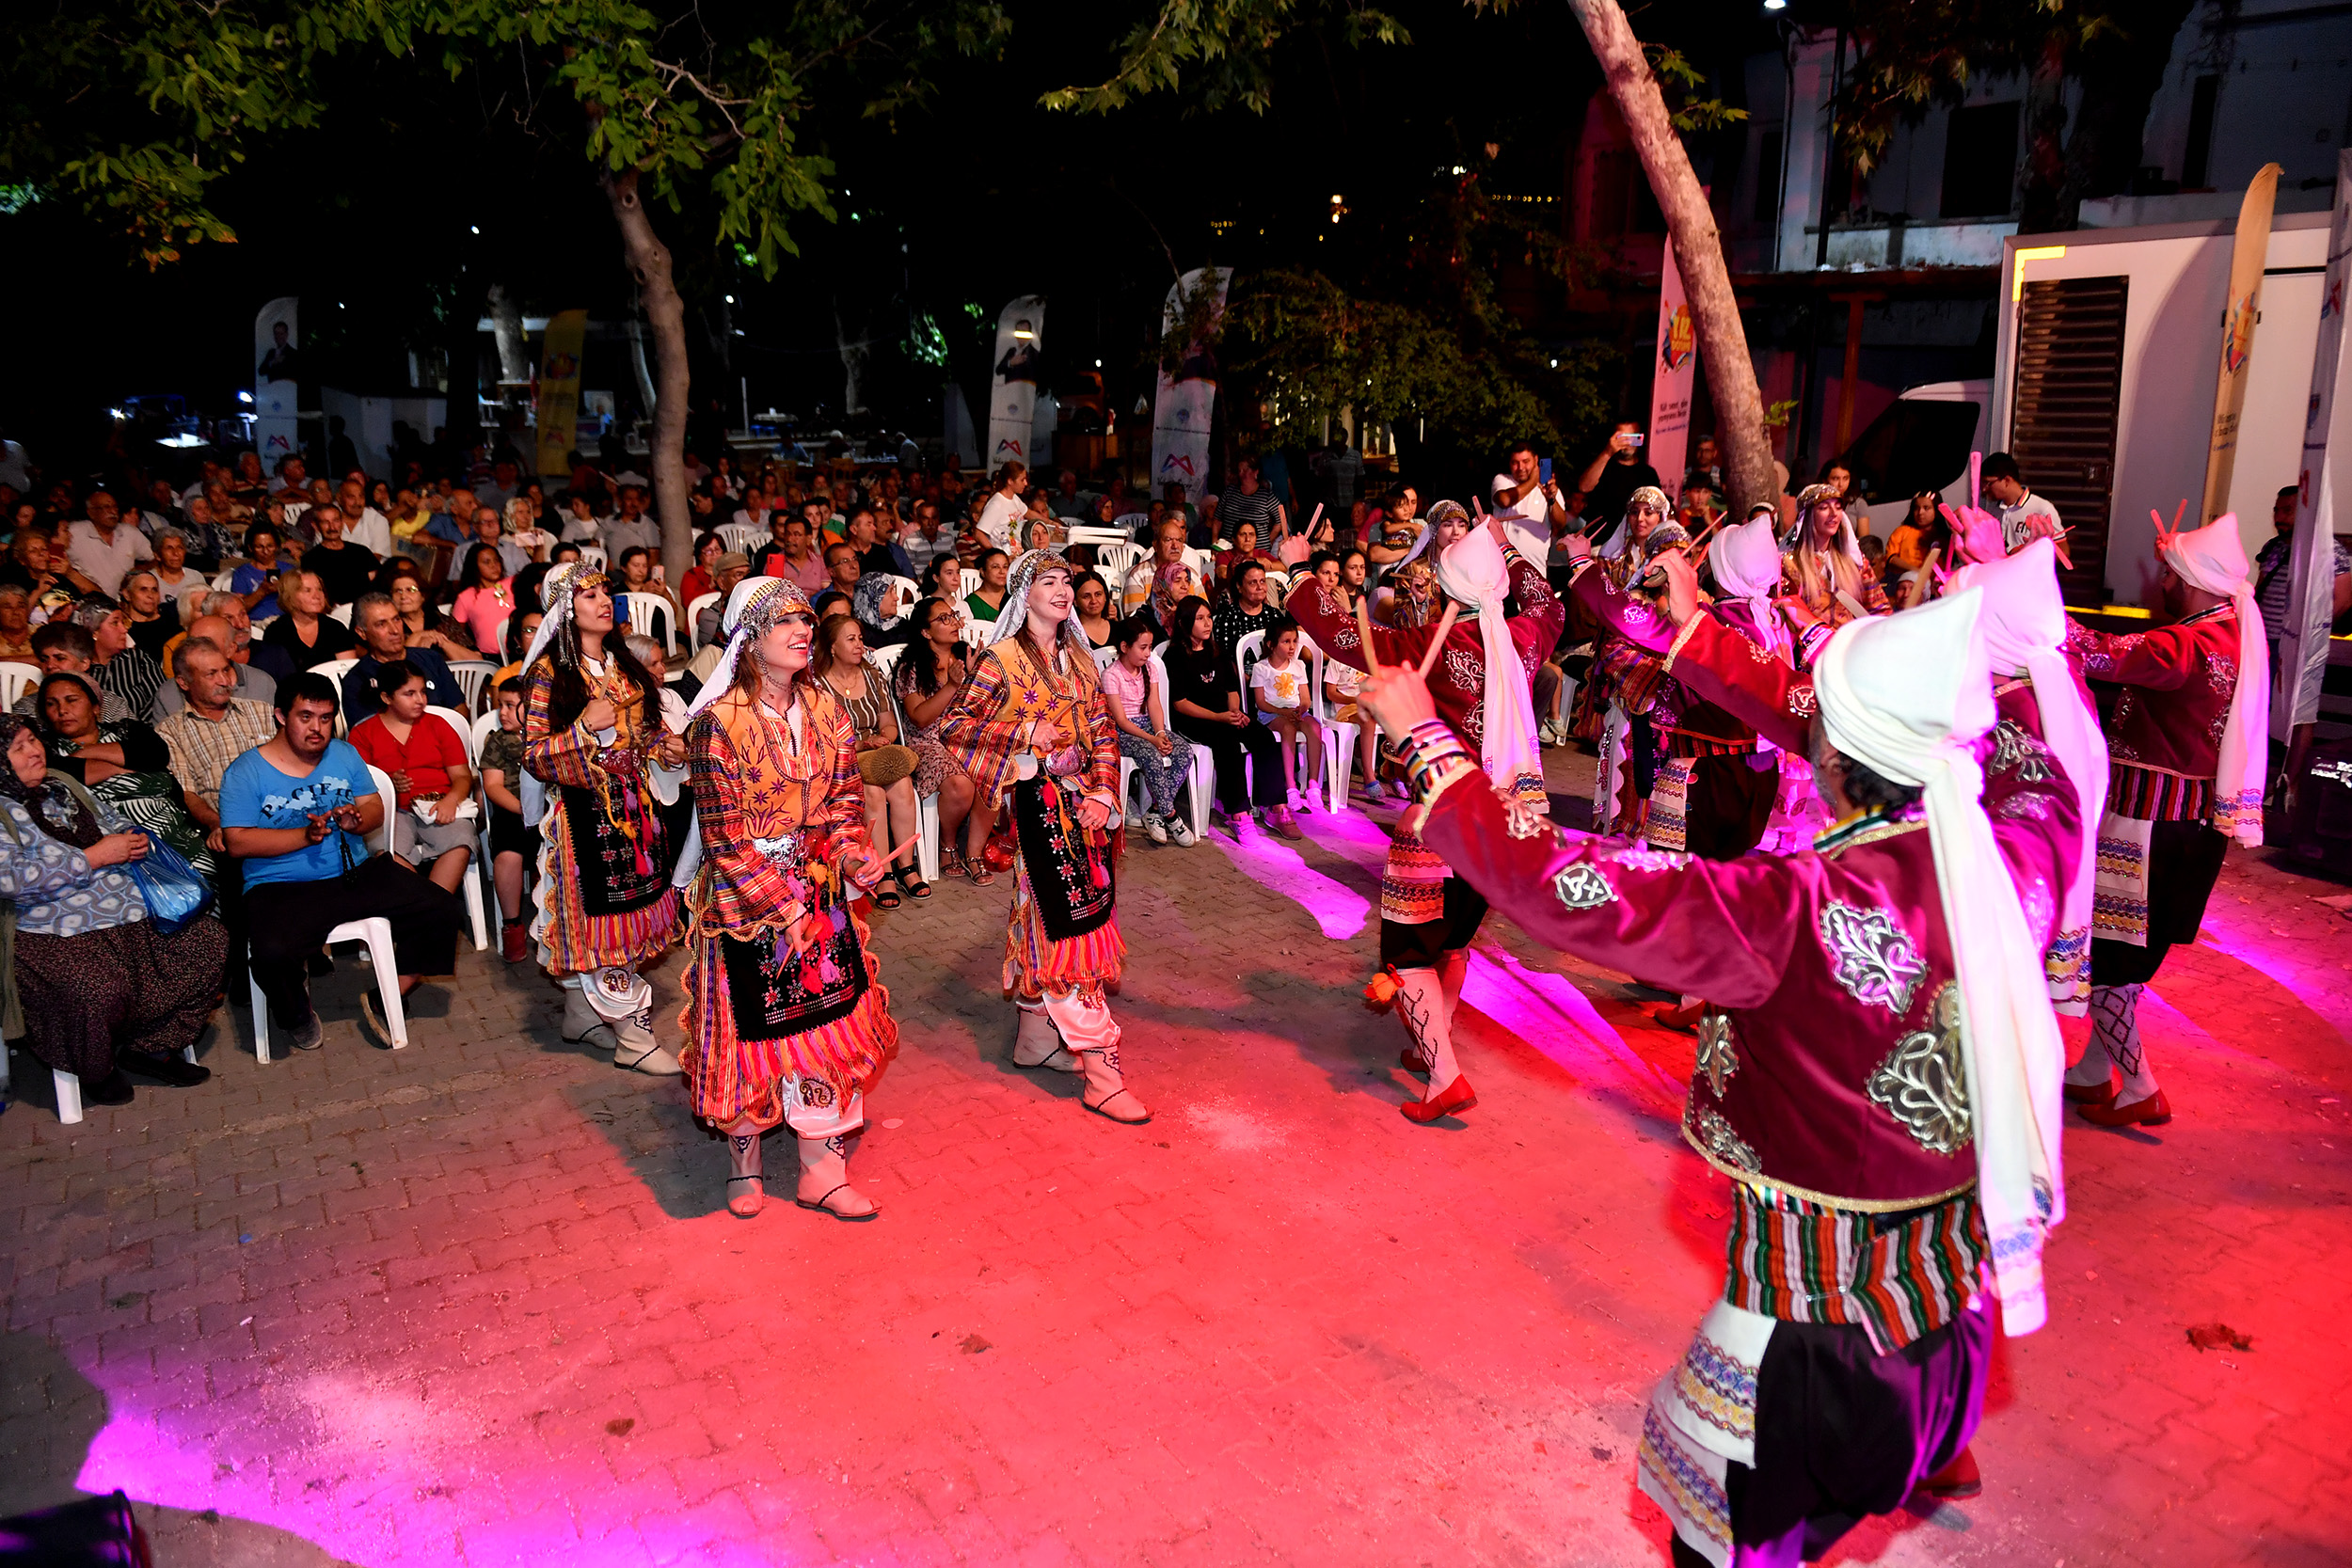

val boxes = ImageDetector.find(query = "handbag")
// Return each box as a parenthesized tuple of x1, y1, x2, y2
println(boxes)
(125, 832, 216, 935)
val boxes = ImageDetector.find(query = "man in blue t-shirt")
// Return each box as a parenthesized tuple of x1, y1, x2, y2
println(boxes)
(220, 673, 461, 1050)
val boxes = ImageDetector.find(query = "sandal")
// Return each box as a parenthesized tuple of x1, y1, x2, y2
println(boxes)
(896, 865, 934, 900)
(961, 853, 996, 887)
(873, 880, 903, 911)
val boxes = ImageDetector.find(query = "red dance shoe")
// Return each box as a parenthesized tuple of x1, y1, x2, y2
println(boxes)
(1401, 1074, 1476, 1124)
(2077, 1088, 2172, 1128)
(1920, 1447, 1981, 1500)
(2061, 1076, 2114, 1107)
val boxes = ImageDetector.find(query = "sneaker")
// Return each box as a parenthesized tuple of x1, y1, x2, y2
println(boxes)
(1270, 805, 1305, 840)
(1360, 779, 1389, 804)
(285, 1010, 326, 1052)
(501, 922, 530, 963)
(1168, 816, 1200, 847)
(1297, 789, 1316, 815)
(1141, 813, 1170, 846)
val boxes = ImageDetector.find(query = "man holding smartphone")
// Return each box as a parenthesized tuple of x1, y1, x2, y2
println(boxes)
(1573, 421, 1665, 554)
(1490, 440, 1570, 567)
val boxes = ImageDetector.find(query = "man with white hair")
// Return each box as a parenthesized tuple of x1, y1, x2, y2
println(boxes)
(2058, 511, 2266, 1128)
(1356, 587, 2077, 1568)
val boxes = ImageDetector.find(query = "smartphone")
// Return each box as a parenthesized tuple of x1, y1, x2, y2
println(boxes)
(652, 563, 666, 583)
(1538, 457, 1553, 486)
(1626, 434, 1645, 448)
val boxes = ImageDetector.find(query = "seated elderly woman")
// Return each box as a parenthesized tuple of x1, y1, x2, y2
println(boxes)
(0, 713, 228, 1105)
(40, 671, 221, 887)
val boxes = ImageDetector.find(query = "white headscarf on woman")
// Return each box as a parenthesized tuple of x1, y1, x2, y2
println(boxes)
(1708, 506, 1788, 661)
(1813, 587, 2065, 1338)
(1432, 525, 1548, 832)
(516, 561, 597, 828)
(1948, 537, 2108, 1012)
(2159, 513, 2267, 846)
(990, 547, 1089, 660)
(671, 575, 817, 887)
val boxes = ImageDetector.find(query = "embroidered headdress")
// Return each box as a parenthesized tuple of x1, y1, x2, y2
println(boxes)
(671, 575, 818, 887)
(993, 548, 1089, 658)
(2158, 512, 2267, 845)
(1431, 527, 1548, 830)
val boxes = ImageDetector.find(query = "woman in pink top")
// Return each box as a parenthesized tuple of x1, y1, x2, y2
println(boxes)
(450, 543, 517, 655)
(1100, 617, 1198, 847)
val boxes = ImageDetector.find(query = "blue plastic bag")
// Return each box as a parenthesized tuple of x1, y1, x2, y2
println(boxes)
(128, 832, 215, 934)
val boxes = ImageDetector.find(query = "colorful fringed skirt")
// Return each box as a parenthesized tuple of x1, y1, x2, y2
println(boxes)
(532, 782, 680, 975)
(1004, 773, 1124, 1001)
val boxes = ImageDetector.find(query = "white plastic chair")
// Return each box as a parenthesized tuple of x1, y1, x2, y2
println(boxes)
(446, 659, 497, 715)
(313, 657, 360, 732)
(960, 568, 981, 601)
(880, 677, 943, 885)
(0, 663, 39, 708)
(965, 618, 995, 645)
(1147, 641, 1216, 831)
(1233, 627, 1334, 815)
(424, 705, 491, 953)
(33, 990, 202, 1126)
(485, 615, 511, 667)
(246, 764, 411, 1062)
(684, 592, 721, 651)
(1307, 641, 1361, 816)
(576, 546, 607, 572)
(1113, 512, 1151, 537)
(623, 592, 677, 655)
(327, 602, 354, 626)
(1182, 546, 1215, 584)
(469, 708, 509, 918)
(717, 522, 769, 556)
(209, 567, 239, 592)
(1096, 542, 1144, 585)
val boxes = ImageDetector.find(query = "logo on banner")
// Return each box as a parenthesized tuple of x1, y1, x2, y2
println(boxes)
(2223, 290, 2257, 373)
(1159, 453, 1196, 479)
(1659, 302, 1695, 372)
(993, 436, 1026, 461)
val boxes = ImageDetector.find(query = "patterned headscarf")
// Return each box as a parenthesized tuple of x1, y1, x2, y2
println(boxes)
(516, 560, 606, 683)
(993, 548, 1091, 657)
(1147, 560, 1201, 635)
(0, 712, 101, 848)
(1599, 486, 1672, 562)
(672, 575, 818, 889)
(1392, 499, 1468, 575)
(1793, 483, 1867, 569)
(852, 571, 910, 632)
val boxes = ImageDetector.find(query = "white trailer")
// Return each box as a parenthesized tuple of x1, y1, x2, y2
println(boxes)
(1989, 210, 2334, 606)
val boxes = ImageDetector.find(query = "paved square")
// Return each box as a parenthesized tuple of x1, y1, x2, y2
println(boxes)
(3, 751, 2347, 1565)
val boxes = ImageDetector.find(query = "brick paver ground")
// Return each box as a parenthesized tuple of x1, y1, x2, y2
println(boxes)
(2, 747, 2347, 1566)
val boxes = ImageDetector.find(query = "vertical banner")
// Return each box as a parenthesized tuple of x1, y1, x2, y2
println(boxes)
(253, 296, 301, 467)
(1647, 237, 1698, 500)
(2280, 150, 2352, 735)
(1151, 268, 1230, 506)
(986, 295, 1047, 471)
(2202, 164, 2283, 523)
(534, 309, 588, 477)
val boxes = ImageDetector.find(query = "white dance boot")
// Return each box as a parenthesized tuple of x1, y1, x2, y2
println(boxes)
(796, 1133, 878, 1219)
(1012, 1003, 1081, 1072)
(1044, 988, 1149, 1123)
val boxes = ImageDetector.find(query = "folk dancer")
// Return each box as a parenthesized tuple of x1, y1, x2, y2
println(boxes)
(1579, 486, 1674, 834)
(2060, 511, 2266, 1126)
(1284, 514, 1563, 1122)
(1357, 588, 2073, 1566)
(938, 549, 1150, 1124)
(675, 577, 902, 1219)
(521, 561, 685, 1075)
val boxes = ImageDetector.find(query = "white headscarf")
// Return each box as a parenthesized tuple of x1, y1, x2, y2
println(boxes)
(1948, 538, 2109, 997)
(516, 561, 600, 828)
(1433, 526, 1547, 827)
(1815, 588, 2065, 1338)
(671, 575, 817, 887)
(990, 548, 1089, 661)
(1708, 508, 1788, 661)
(2160, 514, 2267, 846)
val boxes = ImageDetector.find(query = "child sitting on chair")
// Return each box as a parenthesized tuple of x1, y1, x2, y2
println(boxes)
(1248, 617, 1323, 814)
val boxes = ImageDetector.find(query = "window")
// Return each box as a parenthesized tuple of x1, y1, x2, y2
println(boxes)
(1940, 103, 2021, 218)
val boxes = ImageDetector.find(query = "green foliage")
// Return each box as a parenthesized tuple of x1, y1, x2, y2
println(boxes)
(1042, 0, 1408, 116)
(1645, 44, 1749, 135)
(2, 0, 1009, 274)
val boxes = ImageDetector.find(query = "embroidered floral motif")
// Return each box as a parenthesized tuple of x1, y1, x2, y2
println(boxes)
(1818, 901, 1928, 1013)
(1604, 844, 1692, 872)
(1694, 1012, 1738, 1099)
(1989, 720, 2056, 783)
(1460, 699, 1486, 741)
(1787, 685, 1819, 718)
(1867, 982, 1971, 1155)
(801, 1077, 837, 1108)
(1687, 1105, 1761, 1173)
(1998, 792, 2052, 821)
(1443, 647, 1484, 692)
(1553, 863, 1617, 911)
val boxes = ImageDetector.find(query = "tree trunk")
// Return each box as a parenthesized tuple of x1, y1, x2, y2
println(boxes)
(603, 168, 694, 585)
(1565, 0, 1775, 515)
(486, 284, 531, 388)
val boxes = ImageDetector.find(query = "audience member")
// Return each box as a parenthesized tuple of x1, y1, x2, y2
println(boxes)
(1162, 594, 1291, 836)
(1100, 615, 1199, 846)
(261, 569, 360, 673)
(813, 612, 926, 907)
(348, 658, 476, 894)
(303, 505, 379, 606)
(964, 547, 1008, 623)
(345, 593, 465, 723)
(64, 489, 153, 596)
(894, 594, 993, 881)
(220, 673, 462, 1050)
(478, 677, 532, 961)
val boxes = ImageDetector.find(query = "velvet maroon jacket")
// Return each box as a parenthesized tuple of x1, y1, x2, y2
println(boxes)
(1415, 744, 2078, 1209)
(1284, 546, 1564, 743)
(2063, 609, 2238, 781)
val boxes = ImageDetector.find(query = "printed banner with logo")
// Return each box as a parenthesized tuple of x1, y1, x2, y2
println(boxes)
(1151, 268, 1230, 506)
(1647, 238, 1697, 500)
(2281, 150, 2352, 735)
(253, 296, 301, 467)
(986, 295, 1047, 472)
(535, 309, 588, 477)
(2202, 164, 2281, 523)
